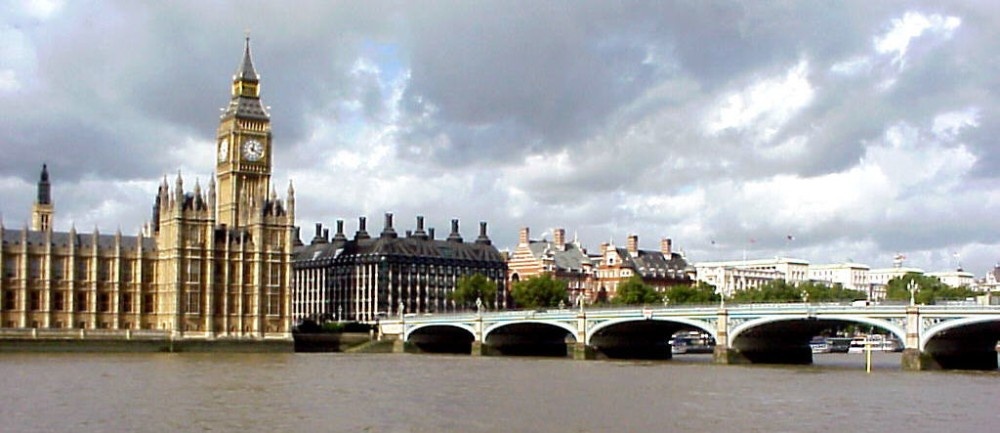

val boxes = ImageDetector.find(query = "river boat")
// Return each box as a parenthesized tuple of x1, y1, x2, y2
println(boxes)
(847, 335, 902, 353)
(670, 332, 715, 354)
(826, 337, 854, 353)
(809, 337, 831, 354)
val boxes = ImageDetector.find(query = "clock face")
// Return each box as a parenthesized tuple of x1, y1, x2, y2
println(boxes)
(242, 139, 264, 162)
(218, 138, 229, 162)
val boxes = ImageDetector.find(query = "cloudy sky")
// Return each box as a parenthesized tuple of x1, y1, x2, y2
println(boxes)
(2, 0, 999, 275)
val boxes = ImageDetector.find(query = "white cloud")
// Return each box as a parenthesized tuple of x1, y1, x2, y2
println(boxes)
(829, 56, 871, 77)
(704, 60, 814, 144)
(874, 11, 960, 68)
(931, 107, 980, 140)
(0, 25, 37, 93)
(23, 0, 65, 20)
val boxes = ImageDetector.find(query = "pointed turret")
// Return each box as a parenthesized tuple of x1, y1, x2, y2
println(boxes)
(37, 164, 51, 205)
(31, 164, 55, 231)
(173, 171, 184, 213)
(207, 176, 216, 219)
(286, 180, 295, 221)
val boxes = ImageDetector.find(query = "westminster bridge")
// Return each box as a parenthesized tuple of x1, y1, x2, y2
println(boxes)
(377, 303, 1000, 370)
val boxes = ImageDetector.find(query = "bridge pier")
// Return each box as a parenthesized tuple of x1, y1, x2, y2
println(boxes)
(471, 341, 488, 356)
(569, 342, 596, 360)
(903, 343, 1000, 371)
(713, 308, 743, 364)
(713, 346, 750, 364)
(901, 348, 935, 371)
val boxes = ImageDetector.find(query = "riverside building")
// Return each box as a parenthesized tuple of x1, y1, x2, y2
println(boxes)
(292, 215, 507, 322)
(506, 227, 596, 302)
(593, 235, 692, 300)
(0, 38, 295, 340)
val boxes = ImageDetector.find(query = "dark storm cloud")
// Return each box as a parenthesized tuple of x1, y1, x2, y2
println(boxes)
(3, 1, 1000, 273)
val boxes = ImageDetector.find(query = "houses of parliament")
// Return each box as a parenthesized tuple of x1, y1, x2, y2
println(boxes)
(0, 38, 295, 341)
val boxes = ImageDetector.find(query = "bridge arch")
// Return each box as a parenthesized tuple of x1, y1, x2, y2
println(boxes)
(404, 323, 477, 342)
(483, 320, 578, 342)
(728, 315, 906, 347)
(586, 317, 716, 345)
(920, 316, 1000, 351)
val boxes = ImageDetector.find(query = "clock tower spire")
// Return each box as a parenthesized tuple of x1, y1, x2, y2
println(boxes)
(215, 35, 272, 228)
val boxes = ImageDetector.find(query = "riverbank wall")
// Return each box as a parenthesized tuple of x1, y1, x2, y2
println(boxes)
(0, 329, 293, 353)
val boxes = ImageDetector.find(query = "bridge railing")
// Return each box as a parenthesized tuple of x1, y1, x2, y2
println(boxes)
(381, 302, 1000, 324)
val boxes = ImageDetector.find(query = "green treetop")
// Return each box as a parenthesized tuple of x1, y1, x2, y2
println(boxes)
(450, 273, 498, 310)
(884, 273, 976, 305)
(664, 281, 721, 305)
(510, 274, 567, 309)
(612, 275, 663, 305)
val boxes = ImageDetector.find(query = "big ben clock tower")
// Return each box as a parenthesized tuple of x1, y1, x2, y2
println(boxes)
(216, 36, 272, 228)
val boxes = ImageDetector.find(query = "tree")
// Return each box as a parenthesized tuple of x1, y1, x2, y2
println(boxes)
(450, 273, 498, 310)
(799, 281, 867, 302)
(612, 276, 663, 305)
(665, 281, 720, 305)
(885, 274, 977, 304)
(510, 274, 567, 309)
(729, 280, 802, 303)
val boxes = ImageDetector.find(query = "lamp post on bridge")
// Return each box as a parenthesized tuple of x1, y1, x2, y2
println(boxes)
(908, 280, 918, 306)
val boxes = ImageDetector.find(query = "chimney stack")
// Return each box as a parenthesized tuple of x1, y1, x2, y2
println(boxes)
(311, 223, 327, 244)
(627, 234, 638, 255)
(381, 212, 398, 238)
(447, 219, 463, 243)
(413, 215, 428, 240)
(661, 238, 673, 257)
(553, 228, 566, 251)
(428, 227, 435, 240)
(475, 221, 491, 245)
(519, 227, 530, 245)
(323, 228, 329, 243)
(355, 216, 370, 240)
(333, 219, 347, 242)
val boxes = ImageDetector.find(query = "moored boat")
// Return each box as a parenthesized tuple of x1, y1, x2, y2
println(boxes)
(847, 334, 902, 353)
(809, 337, 831, 354)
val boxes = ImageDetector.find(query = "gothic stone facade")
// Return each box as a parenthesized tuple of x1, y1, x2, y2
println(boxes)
(0, 38, 294, 339)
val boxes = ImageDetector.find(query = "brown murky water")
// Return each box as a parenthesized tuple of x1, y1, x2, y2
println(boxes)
(0, 352, 997, 432)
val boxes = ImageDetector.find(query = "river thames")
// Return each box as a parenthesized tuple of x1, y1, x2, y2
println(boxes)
(1, 352, 997, 433)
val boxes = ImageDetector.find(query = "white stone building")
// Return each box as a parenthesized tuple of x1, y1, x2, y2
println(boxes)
(694, 258, 810, 297)
(808, 262, 871, 294)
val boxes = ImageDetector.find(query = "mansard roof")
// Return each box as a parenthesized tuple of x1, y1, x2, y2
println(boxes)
(1, 229, 156, 252)
(527, 241, 593, 272)
(293, 235, 504, 266)
(615, 247, 689, 279)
